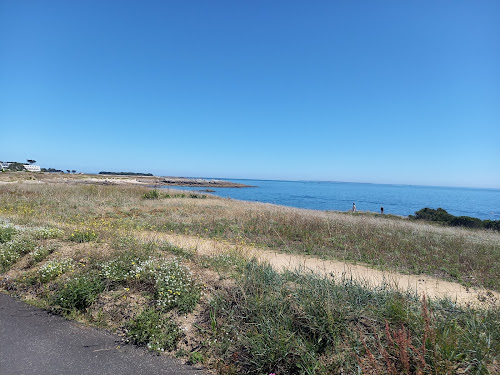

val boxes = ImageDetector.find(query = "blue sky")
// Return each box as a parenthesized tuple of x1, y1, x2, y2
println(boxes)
(1, 1, 499, 188)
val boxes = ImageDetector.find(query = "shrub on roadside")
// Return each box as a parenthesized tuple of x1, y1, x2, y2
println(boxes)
(0, 234, 37, 271)
(100, 256, 200, 313)
(38, 258, 75, 283)
(0, 225, 17, 243)
(53, 274, 105, 311)
(125, 307, 182, 352)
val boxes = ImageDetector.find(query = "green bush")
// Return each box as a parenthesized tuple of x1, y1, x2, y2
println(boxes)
(143, 189, 160, 199)
(7, 162, 25, 172)
(410, 208, 454, 223)
(38, 259, 75, 283)
(450, 216, 483, 228)
(53, 274, 105, 311)
(484, 220, 500, 231)
(410, 207, 500, 232)
(125, 308, 182, 352)
(0, 225, 17, 243)
(0, 235, 37, 271)
(100, 256, 201, 313)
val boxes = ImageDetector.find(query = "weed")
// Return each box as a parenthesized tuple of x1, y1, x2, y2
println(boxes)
(125, 307, 182, 352)
(69, 228, 97, 243)
(0, 233, 37, 271)
(100, 255, 200, 313)
(31, 227, 64, 240)
(0, 225, 17, 243)
(30, 244, 58, 264)
(38, 258, 75, 283)
(188, 351, 204, 364)
(143, 189, 160, 200)
(207, 260, 500, 374)
(53, 274, 105, 311)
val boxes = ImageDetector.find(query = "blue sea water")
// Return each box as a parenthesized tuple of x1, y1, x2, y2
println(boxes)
(163, 179, 500, 221)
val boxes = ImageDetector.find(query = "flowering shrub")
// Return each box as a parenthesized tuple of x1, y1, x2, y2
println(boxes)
(0, 244, 21, 270)
(30, 245, 57, 263)
(38, 259, 75, 283)
(0, 235, 36, 270)
(100, 256, 200, 312)
(154, 259, 197, 312)
(32, 227, 64, 240)
(100, 259, 132, 281)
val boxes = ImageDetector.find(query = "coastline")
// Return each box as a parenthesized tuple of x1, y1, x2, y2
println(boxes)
(0, 172, 254, 188)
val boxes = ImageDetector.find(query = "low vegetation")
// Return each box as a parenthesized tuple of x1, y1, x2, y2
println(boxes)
(1, 180, 499, 374)
(410, 207, 500, 231)
(1, 182, 497, 289)
(207, 261, 499, 374)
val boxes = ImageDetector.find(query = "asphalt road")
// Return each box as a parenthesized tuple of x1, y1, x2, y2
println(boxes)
(0, 292, 206, 375)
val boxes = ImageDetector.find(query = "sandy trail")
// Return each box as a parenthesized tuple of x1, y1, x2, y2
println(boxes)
(138, 231, 499, 308)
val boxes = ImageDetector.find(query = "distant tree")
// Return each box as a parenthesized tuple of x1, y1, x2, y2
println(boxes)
(409, 208, 454, 224)
(41, 168, 64, 173)
(66, 170, 71, 173)
(27, 159, 37, 165)
(72, 170, 76, 173)
(8, 163, 25, 172)
(410, 207, 500, 232)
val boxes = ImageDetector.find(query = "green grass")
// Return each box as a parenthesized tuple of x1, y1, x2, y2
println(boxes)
(206, 260, 499, 374)
(143, 188, 207, 200)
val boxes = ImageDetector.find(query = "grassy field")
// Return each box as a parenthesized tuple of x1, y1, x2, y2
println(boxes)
(1, 182, 499, 290)
(1, 179, 499, 374)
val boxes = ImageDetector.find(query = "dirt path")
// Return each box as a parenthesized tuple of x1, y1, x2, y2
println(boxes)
(139, 231, 500, 308)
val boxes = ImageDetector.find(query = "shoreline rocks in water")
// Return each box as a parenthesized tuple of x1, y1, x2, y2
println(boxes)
(160, 177, 253, 188)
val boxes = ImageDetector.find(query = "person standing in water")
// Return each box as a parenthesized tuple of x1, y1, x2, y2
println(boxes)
(352, 203, 356, 212)
(381, 206, 384, 214)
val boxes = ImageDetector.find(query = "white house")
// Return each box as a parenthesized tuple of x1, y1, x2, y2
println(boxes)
(24, 164, 41, 172)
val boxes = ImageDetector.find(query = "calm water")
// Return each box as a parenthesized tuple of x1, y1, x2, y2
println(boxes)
(163, 179, 500, 220)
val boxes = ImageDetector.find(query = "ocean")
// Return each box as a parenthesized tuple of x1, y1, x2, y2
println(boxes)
(162, 179, 500, 221)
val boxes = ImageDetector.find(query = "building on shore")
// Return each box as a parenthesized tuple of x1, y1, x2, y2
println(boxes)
(23, 164, 41, 172)
(0, 161, 41, 172)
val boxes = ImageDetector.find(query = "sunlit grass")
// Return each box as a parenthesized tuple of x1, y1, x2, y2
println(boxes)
(1, 182, 499, 290)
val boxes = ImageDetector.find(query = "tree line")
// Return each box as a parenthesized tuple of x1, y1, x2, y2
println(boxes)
(409, 207, 500, 231)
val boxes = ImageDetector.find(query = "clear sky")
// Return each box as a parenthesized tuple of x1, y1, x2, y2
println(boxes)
(1, 1, 499, 188)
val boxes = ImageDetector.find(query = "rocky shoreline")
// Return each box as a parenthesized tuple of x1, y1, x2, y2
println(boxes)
(157, 177, 253, 188)
(0, 172, 254, 188)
